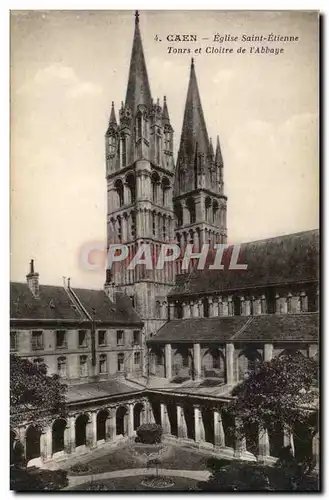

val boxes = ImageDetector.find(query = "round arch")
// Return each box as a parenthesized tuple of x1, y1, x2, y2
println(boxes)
(75, 414, 90, 448)
(133, 402, 145, 430)
(26, 425, 41, 462)
(238, 348, 262, 380)
(116, 406, 128, 436)
(97, 409, 109, 441)
(52, 418, 67, 454)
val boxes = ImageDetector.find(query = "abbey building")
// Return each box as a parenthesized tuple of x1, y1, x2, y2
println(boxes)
(10, 12, 319, 469)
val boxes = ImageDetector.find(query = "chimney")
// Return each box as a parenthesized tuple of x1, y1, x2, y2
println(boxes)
(104, 268, 116, 303)
(26, 259, 40, 298)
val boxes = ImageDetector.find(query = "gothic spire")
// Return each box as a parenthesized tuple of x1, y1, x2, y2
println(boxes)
(125, 10, 152, 114)
(215, 135, 223, 167)
(162, 95, 170, 124)
(178, 58, 210, 165)
(109, 101, 117, 125)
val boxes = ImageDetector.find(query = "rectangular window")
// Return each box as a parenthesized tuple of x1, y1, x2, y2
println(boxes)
(117, 330, 124, 346)
(31, 331, 43, 351)
(117, 353, 125, 372)
(99, 354, 107, 374)
(98, 330, 107, 346)
(134, 352, 141, 367)
(57, 357, 67, 378)
(79, 330, 88, 348)
(133, 330, 140, 346)
(56, 330, 67, 349)
(80, 355, 88, 377)
(10, 331, 17, 352)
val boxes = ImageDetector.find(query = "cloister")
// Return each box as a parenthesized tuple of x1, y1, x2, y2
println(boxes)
(10, 393, 319, 470)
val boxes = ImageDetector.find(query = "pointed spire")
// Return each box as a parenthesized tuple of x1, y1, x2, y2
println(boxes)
(109, 101, 117, 125)
(178, 58, 210, 165)
(209, 137, 214, 156)
(125, 11, 152, 114)
(162, 95, 170, 124)
(215, 135, 224, 167)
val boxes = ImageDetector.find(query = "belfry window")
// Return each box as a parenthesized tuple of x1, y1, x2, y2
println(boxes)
(120, 135, 127, 167)
(136, 115, 142, 140)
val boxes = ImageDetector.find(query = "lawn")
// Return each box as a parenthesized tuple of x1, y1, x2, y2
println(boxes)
(68, 443, 209, 476)
(70, 474, 199, 491)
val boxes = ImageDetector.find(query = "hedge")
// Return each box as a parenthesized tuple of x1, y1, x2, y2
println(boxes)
(136, 423, 163, 444)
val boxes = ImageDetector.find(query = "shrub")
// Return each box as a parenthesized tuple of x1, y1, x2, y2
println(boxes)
(10, 467, 68, 491)
(171, 375, 190, 384)
(70, 462, 90, 475)
(136, 423, 163, 444)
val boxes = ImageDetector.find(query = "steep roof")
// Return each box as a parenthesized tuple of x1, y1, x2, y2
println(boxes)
(10, 282, 82, 321)
(171, 229, 319, 297)
(72, 288, 142, 325)
(10, 282, 142, 326)
(177, 58, 210, 164)
(148, 313, 319, 344)
(125, 11, 152, 114)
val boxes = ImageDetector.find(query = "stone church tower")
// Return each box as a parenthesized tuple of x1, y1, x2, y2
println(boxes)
(173, 58, 227, 274)
(105, 12, 176, 342)
(105, 11, 228, 344)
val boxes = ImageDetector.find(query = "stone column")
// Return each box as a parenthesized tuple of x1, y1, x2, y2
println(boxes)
(160, 403, 171, 434)
(244, 299, 251, 316)
(214, 410, 225, 448)
(275, 294, 280, 314)
(283, 428, 295, 456)
(91, 411, 97, 448)
(44, 427, 52, 460)
(64, 422, 71, 453)
(40, 431, 47, 461)
(192, 301, 199, 318)
(169, 302, 175, 320)
(68, 416, 76, 453)
(264, 343, 273, 362)
(198, 300, 203, 317)
(240, 296, 245, 315)
(234, 419, 246, 458)
(258, 427, 270, 460)
(312, 432, 319, 470)
(194, 406, 205, 443)
(165, 343, 172, 379)
(261, 294, 267, 314)
(228, 296, 233, 316)
(208, 298, 214, 317)
(225, 343, 234, 385)
(128, 403, 134, 437)
(193, 343, 201, 381)
(213, 299, 219, 316)
(177, 405, 188, 438)
(109, 407, 116, 441)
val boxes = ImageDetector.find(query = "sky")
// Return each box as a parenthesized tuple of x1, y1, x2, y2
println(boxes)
(10, 10, 319, 289)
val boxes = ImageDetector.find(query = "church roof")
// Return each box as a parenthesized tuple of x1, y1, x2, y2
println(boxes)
(148, 312, 319, 344)
(177, 58, 210, 163)
(170, 229, 319, 297)
(10, 282, 142, 326)
(125, 11, 152, 114)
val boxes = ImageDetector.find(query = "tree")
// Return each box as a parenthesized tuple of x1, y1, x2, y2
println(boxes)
(227, 353, 318, 440)
(10, 354, 67, 429)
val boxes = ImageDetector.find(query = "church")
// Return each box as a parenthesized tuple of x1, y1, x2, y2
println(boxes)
(10, 11, 319, 469)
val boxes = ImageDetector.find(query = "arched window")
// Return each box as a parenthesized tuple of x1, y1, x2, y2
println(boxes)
(213, 200, 219, 224)
(155, 132, 161, 165)
(80, 355, 88, 377)
(161, 177, 170, 205)
(186, 198, 196, 224)
(117, 216, 122, 242)
(151, 172, 160, 204)
(179, 169, 185, 190)
(174, 202, 183, 227)
(136, 114, 142, 140)
(126, 173, 136, 204)
(152, 212, 156, 237)
(131, 212, 136, 239)
(120, 135, 127, 167)
(114, 179, 124, 207)
(163, 216, 167, 240)
(57, 356, 67, 378)
(205, 197, 212, 223)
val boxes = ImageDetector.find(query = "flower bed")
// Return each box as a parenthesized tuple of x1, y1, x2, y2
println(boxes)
(141, 476, 175, 489)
